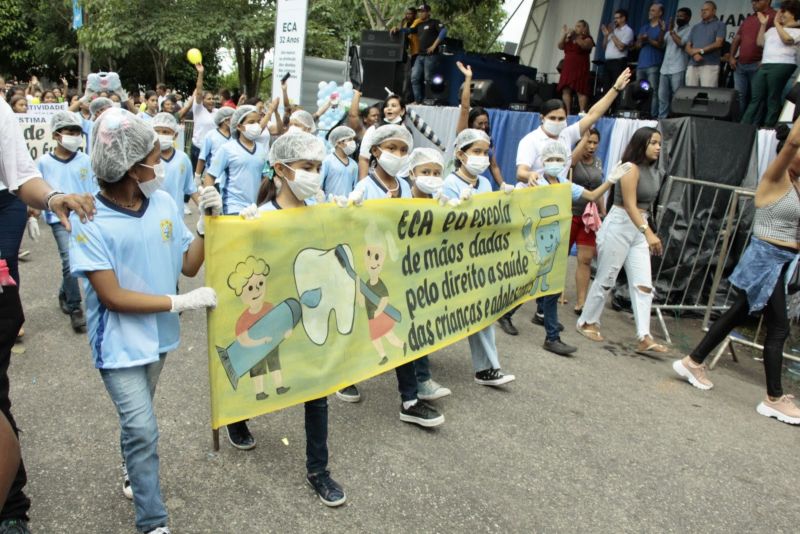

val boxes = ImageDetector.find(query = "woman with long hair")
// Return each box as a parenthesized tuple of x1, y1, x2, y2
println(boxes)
(557, 20, 595, 114)
(577, 127, 667, 355)
(672, 118, 800, 425)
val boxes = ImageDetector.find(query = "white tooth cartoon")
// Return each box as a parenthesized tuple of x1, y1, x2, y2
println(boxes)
(293, 246, 357, 345)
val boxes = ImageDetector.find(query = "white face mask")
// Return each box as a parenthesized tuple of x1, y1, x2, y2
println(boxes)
(242, 123, 262, 140)
(377, 149, 408, 176)
(137, 162, 166, 198)
(462, 155, 490, 176)
(542, 119, 567, 137)
(111, 102, 121, 108)
(342, 140, 357, 156)
(283, 166, 321, 201)
(158, 134, 174, 150)
(59, 134, 83, 153)
(414, 175, 443, 195)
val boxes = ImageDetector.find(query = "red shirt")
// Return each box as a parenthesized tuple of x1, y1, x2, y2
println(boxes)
(737, 8, 776, 64)
(235, 302, 274, 336)
(222, 99, 236, 109)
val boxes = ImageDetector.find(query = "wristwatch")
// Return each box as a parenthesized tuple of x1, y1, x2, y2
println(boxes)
(638, 223, 649, 234)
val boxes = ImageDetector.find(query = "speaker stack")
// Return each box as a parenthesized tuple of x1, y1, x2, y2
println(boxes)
(360, 30, 405, 100)
(671, 87, 739, 120)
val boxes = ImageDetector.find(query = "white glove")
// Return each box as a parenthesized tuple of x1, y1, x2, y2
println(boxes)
(501, 183, 515, 194)
(197, 186, 222, 215)
(314, 189, 326, 204)
(447, 198, 462, 208)
(168, 287, 217, 313)
(607, 161, 634, 184)
(435, 191, 449, 206)
(26, 216, 40, 241)
(194, 173, 203, 187)
(347, 188, 364, 207)
(332, 195, 349, 208)
(239, 203, 260, 220)
(459, 187, 474, 202)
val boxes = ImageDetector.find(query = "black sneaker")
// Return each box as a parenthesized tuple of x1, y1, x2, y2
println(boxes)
(0, 519, 31, 534)
(226, 421, 256, 450)
(70, 309, 87, 332)
(58, 293, 70, 315)
(497, 316, 518, 336)
(543, 338, 577, 356)
(276, 386, 290, 395)
(399, 400, 444, 427)
(531, 312, 564, 332)
(474, 368, 516, 386)
(306, 471, 346, 507)
(336, 385, 361, 403)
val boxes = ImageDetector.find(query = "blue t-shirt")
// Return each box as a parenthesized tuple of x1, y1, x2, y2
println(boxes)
(80, 116, 93, 152)
(69, 191, 194, 369)
(208, 138, 269, 215)
(441, 171, 493, 200)
(160, 150, 197, 210)
(257, 198, 312, 213)
(37, 151, 98, 225)
(534, 174, 585, 201)
(199, 128, 231, 181)
(321, 153, 358, 197)
(637, 23, 666, 69)
(353, 172, 412, 200)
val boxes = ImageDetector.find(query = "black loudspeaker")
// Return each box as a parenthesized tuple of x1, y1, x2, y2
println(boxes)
(360, 30, 405, 62)
(459, 79, 506, 108)
(361, 60, 404, 100)
(671, 87, 739, 120)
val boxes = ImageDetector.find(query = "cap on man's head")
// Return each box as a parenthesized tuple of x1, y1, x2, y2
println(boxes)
(418, 3, 431, 11)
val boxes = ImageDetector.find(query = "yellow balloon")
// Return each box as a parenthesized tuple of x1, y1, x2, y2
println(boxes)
(186, 48, 203, 65)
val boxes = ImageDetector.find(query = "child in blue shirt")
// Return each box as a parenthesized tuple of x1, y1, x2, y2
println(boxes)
(151, 112, 198, 211)
(69, 108, 220, 534)
(438, 130, 517, 387)
(320, 125, 358, 198)
(229, 131, 346, 507)
(205, 105, 268, 215)
(37, 111, 98, 332)
(197, 106, 234, 186)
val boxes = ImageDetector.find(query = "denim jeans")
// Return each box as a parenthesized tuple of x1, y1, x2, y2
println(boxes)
(414, 355, 431, 383)
(733, 62, 759, 120)
(0, 285, 29, 523)
(304, 397, 329, 474)
(537, 294, 561, 342)
(468, 326, 501, 372)
(658, 72, 684, 118)
(395, 362, 418, 402)
(50, 222, 82, 312)
(411, 54, 438, 103)
(578, 206, 654, 340)
(100, 354, 168, 532)
(637, 66, 661, 117)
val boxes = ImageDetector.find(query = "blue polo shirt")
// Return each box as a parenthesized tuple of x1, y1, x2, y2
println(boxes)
(69, 191, 194, 369)
(321, 153, 358, 197)
(160, 149, 196, 210)
(353, 172, 411, 200)
(199, 128, 231, 179)
(208, 138, 269, 215)
(441, 172, 492, 200)
(37, 151, 98, 225)
(688, 17, 726, 65)
(637, 23, 666, 69)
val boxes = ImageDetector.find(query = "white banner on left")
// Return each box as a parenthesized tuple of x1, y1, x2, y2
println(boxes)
(14, 103, 87, 162)
(271, 0, 309, 108)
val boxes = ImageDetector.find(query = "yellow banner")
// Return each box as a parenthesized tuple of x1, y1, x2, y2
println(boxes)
(205, 186, 571, 428)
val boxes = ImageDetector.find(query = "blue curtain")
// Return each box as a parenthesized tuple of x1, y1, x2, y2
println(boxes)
(594, 0, 681, 64)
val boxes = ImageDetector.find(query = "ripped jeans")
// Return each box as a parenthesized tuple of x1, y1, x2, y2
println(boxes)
(578, 206, 654, 340)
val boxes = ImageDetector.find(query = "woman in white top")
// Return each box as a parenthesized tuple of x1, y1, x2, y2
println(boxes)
(190, 63, 218, 170)
(741, 2, 800, 127)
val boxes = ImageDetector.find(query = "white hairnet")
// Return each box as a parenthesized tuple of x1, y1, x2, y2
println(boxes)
(152, 112, 178, 132)
(290, 109, 317, 133)
(371, 124, 413, 150)
(91, 108, 156, 183)
(89, 97, 113, 118)
(230, 105, 258, 138)
(329, 125, 356, 146)
(269, 131, 326, 165)
(454, 128, 491, 151)
(50, 111, 83, 132)
(540, 139, 569, 161)
(214, 106, 235, 126)
(408, 147, 444, 172)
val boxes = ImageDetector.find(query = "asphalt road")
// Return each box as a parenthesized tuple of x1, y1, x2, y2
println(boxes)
(8, 214, 800, 533)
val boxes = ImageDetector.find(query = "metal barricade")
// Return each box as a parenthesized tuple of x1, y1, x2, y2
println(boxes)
(652, 176, 798, 367)
(653, 176, 755, 344)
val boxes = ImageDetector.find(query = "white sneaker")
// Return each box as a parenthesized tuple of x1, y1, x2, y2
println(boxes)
(146, 528, 171, 534)
(417, 379, 452, 401)
(183, 203, 191, 215)
(121, 463, 133, 500)
(756, 395, 800, 425)
(672, 357, 713, 390)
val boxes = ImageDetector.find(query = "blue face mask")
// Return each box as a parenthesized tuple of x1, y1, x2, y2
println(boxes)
(544, 162, 565, 177)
